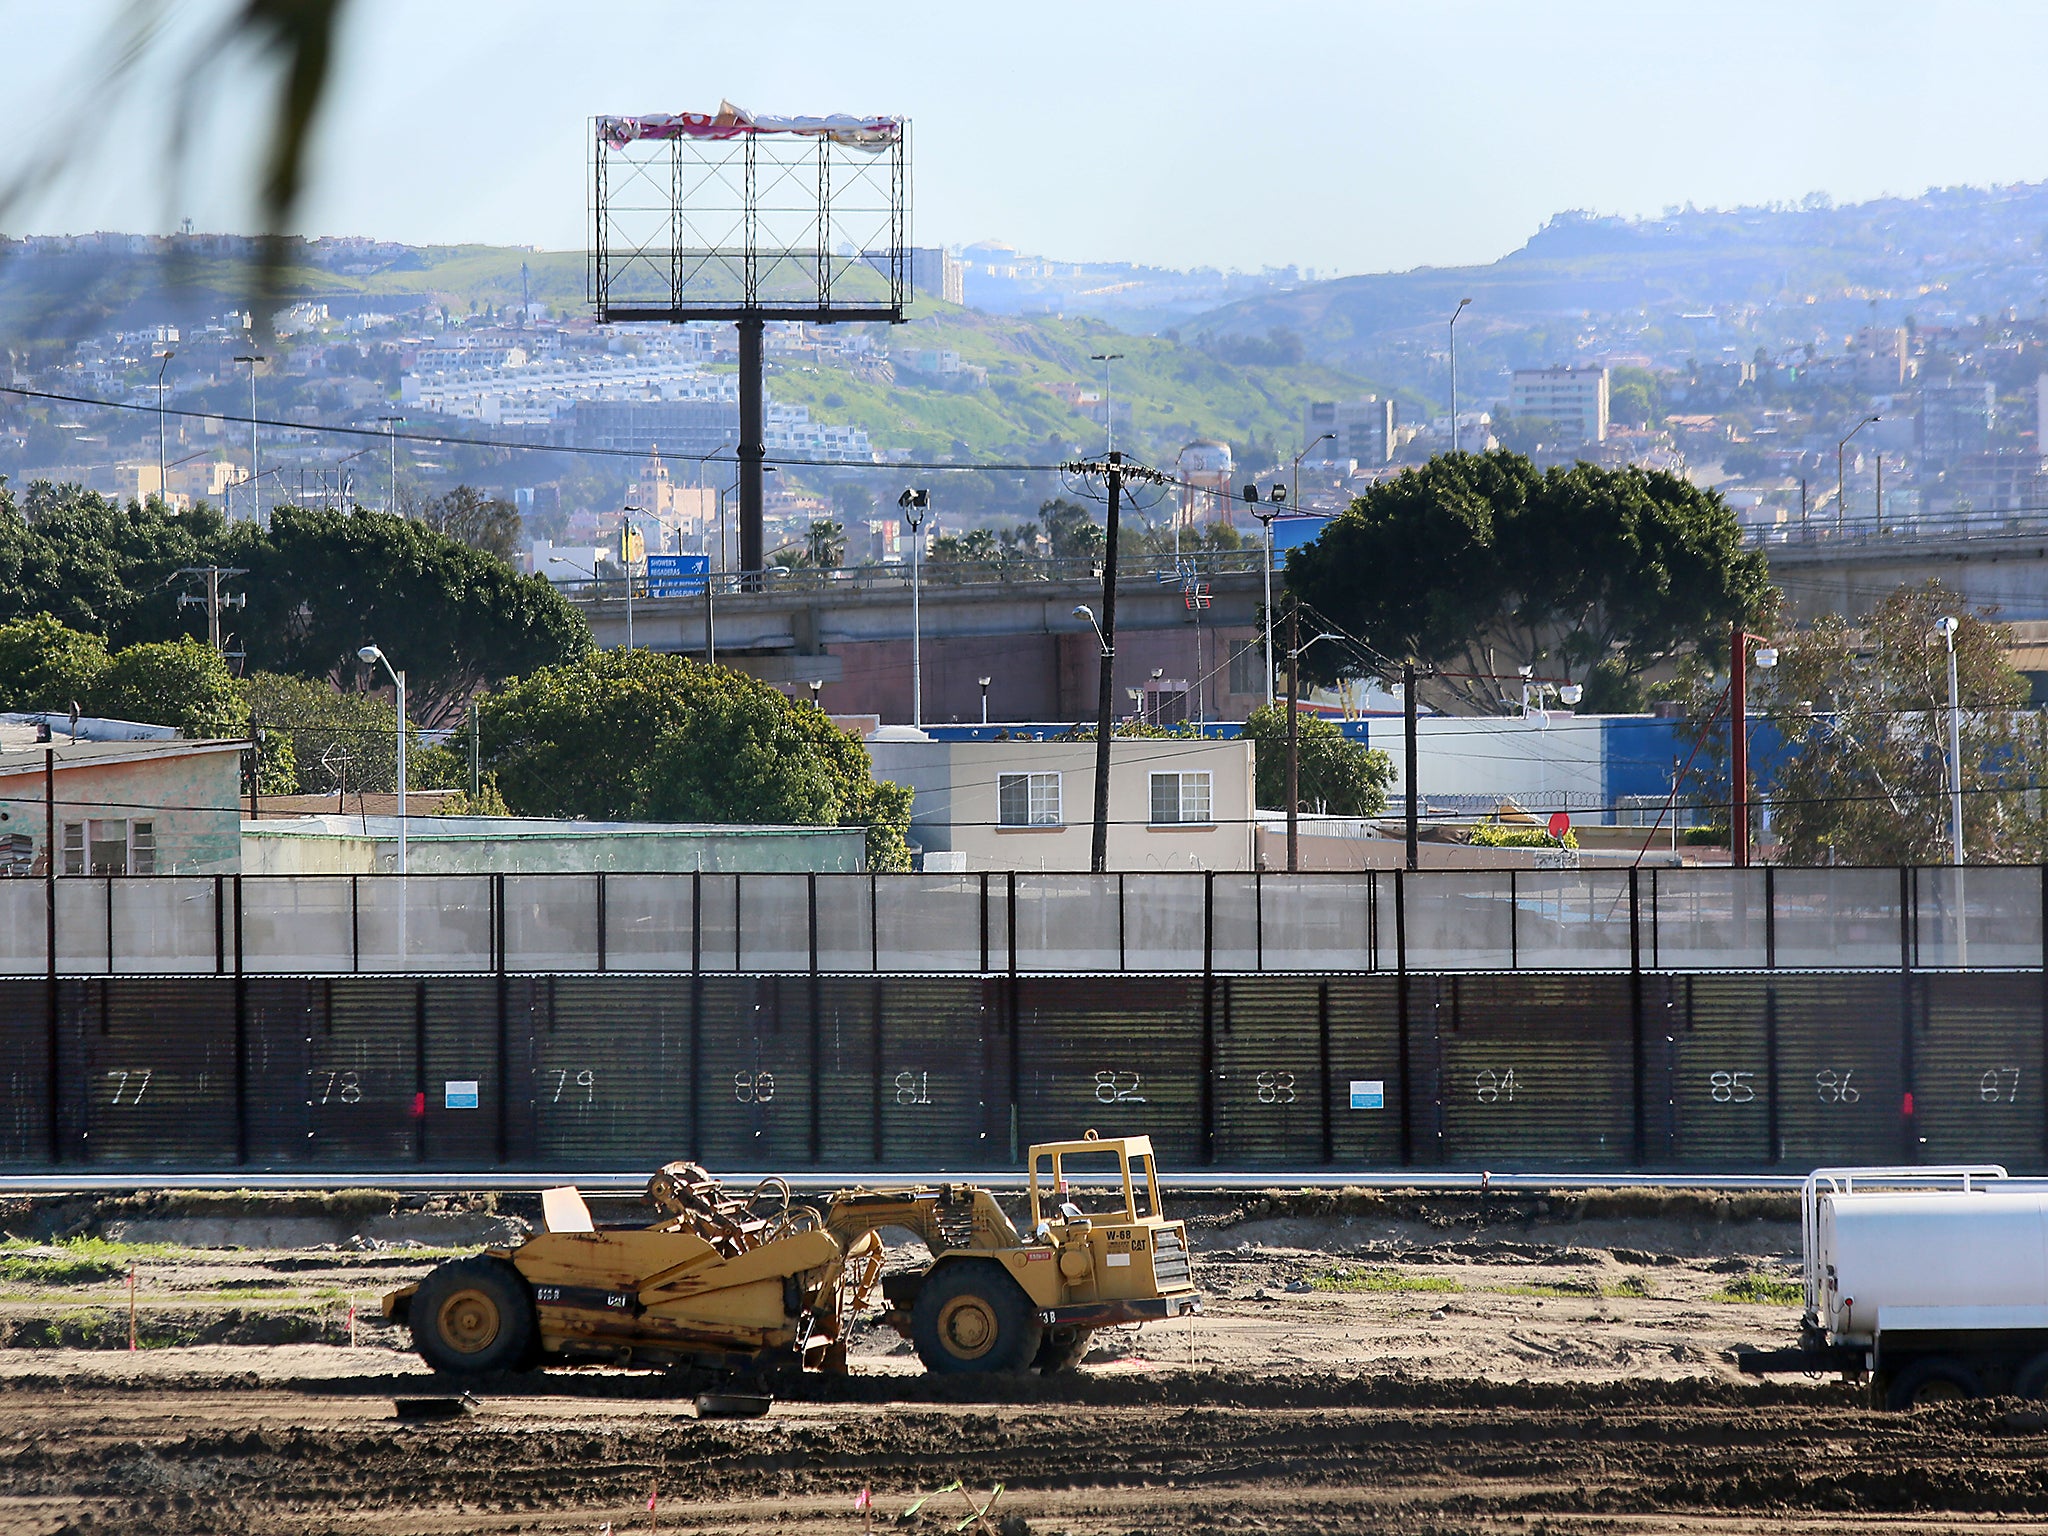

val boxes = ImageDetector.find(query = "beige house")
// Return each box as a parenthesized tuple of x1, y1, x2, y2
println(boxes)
(0, 736, 249, 876)
(866, 735, 1255, 872)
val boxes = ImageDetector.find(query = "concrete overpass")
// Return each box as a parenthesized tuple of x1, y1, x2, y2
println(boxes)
(1765, 519, 2048, 623)
(575, 560, 1270, 726)
(570, 518, 2048, 725)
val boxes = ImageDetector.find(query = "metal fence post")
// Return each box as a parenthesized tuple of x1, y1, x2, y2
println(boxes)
(1318, 979, 1333, 1165)
(1629, 867, 1646, 1166)
(1900, 866, 1918, 1162)
(1200, 872, 1215, 1166)
(1395, 869, 1412, 1166)
(494, 872, 508, 1166)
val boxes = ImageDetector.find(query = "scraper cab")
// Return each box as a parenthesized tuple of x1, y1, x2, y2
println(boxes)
(382, 1134, 1200, 1381)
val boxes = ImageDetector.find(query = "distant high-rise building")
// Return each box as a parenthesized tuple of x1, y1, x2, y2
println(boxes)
(1509, 367, 1610, 443)
(1303, 397, 1394, 465)
(1917, 378, 1995, 469)
(1851, 326, 1911, 389)
(909, 248, 966, 306)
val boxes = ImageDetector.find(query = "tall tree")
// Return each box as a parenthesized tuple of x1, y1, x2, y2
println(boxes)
(419, 485, 523, 565)
(86, 638, 249, 738)
(232, 505, 591, 725)
(0, 615, 110, 711)
(1713, 581, 2043, 865)
(1241, 705, 1393, 815)
(1284, 450, 1769, 713)
(478, 649, 913, 870)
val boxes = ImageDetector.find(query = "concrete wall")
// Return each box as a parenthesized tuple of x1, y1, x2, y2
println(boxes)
(241, 815, 868, 875)
(869, 737, 1256, 872)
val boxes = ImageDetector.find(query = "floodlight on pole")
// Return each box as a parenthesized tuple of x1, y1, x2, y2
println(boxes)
(1244, 483, 1283, 708)
(977, 676, 991, 726)
(357, 645, 407, 876)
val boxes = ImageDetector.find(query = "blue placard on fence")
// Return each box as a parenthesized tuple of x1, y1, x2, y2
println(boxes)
(645, 553, 709, 595)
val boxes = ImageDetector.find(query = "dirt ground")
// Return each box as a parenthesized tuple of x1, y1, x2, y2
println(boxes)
(3, 1186, 2047, 1535)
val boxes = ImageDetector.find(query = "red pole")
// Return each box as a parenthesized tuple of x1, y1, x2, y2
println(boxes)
(1730, 621, 1748, 868)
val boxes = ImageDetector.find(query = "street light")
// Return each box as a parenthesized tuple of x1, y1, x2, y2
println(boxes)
(1836, 414, 1880, 538)
(1089, 352, 1124, 453)
(977, 676, 991, 726)
(1072, 603, 1108, 654)
(377, 415, 404, 517)
(899, 488, 930, 728)
(1937, 616, 1964, 866)
(808, 678, 824, 708)
(154, 350, 175, 508)
(232, 354, 265, 524)
(1283, 621, 1343, 871)
(1242, 482, 1288, 708)
(1448, 298, 1472, 453)
(356, 645, 407, 875)
(1290, 432, 1335, 521)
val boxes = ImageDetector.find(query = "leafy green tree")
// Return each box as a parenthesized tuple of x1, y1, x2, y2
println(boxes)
(805, 518, 846, 569)
(1733, 581, 2041, 864)
(0, 615, 111, 711)
(1242, 705, 1393, 815)
(1608, 366, 1664, 429)
(240, 671, 413, 795)
(86, 638, 249, 738)
(1285, 450, 1769, 714)
(234, 505, 591, 725)
(0, 491, 589, 725)
(1038, 498, 1104, 561)
(419, 485, 522, 565)
(477, 650, 913, 870)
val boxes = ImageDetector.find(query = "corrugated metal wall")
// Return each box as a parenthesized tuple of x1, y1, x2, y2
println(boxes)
(1, 971, 2045, 1173)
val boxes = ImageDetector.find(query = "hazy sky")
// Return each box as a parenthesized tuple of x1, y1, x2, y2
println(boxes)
(6, 0, 2048, 276)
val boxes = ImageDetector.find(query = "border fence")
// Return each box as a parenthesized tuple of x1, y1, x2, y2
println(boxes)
(1, 867, 2043, 1175)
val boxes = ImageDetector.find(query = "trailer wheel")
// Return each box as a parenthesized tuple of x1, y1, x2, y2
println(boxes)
(410, 1256, 536, 1377)
(1033, 1325, 1092, 1374)
(1884, 1356, 1982, 1410)
(2015, 1351, 2048, 1400)
(911, 1260, 1043, 1375)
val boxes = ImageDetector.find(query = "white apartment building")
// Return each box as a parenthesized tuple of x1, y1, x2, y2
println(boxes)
(1304, 397, 1395, 465)
(1509, 367, 1610, 444)
(865, 736, 1256, 872)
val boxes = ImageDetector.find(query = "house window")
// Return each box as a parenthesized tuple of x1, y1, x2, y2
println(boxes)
(61, 819, 155, 875)
(997, 772, 1062, 827)
(89, 820, 129, 875)
(1150, 770, 1213, 826)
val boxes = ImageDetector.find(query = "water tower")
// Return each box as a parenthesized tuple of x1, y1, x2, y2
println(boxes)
(1174, 439, 1234, 532)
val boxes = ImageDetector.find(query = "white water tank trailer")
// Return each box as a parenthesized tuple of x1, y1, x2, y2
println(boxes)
(1739, 1166, 2048, 1408)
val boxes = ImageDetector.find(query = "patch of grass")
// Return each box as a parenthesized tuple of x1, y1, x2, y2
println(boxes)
(1, 1236, 187, 1263)
(0, 1254, 123, 1287)
(1604, 1274, 1654, 1300)
(1487, 1279, 1604, 1299)
(1709, 1273, 1804, 1305)
(1311, 1268, 1462, 1295)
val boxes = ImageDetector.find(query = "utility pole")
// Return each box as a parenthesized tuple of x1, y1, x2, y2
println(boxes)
(175, 566, 248, 655)
(1286, 603, 1301, 872)
(1403, 661, 1420, 871)
(468, 701, 482, 805)
(1730, 621, 1750, 868)
(1448, 298, 1472, 453)
(1090, 453, 1125, 874)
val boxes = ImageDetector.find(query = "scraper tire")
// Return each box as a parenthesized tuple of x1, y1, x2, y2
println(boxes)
(912, 1260, 1043, 1375)
(411, 1256, 536, 1377)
